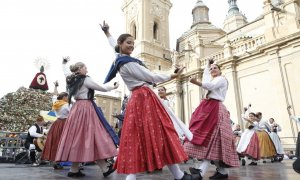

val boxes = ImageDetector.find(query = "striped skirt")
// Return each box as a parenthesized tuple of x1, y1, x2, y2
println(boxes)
(184, 100, 239, 167)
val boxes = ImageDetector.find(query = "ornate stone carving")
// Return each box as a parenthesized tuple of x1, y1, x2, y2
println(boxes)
(151, 3, 163, 20)
(128, 4, 138, 19)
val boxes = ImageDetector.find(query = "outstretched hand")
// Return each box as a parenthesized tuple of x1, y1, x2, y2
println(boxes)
(189, 75, 198, 84)
(53, 80, 59, 87)
(100, 20, 109, 32)
(208, 58, 214, 65)
(175, 66, 185, 76)
(62, 56, 70, 64)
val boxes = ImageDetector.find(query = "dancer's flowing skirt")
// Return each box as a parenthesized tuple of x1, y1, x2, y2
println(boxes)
(55, 100, 117, 162)
(41, 118, 66, 161)
(115, 86, 188, 174)
(184, 99, 239, 167)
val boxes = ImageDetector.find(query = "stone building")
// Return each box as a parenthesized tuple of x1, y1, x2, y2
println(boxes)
(95, 94, 121, 127)
(121, 0, 300, 150)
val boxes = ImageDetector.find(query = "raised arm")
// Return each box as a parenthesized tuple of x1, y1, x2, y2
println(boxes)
(123, 62, 184, 84)
(62, 57, 72, 77)
(100, 20, 117, 50)
(51, 81, 59, 103)
(84, 77, 119, 92)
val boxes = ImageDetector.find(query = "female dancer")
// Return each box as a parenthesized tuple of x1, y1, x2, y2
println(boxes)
(255, 112, 276, 163)
(157, 86, 192, 141)
(268, 118, 284, 161)
(55, 61, 119, 178)
(237, 112, 261, 166)
(184, 60, 239, 179)
(104, 33, 199, 180)
(41, 86, 69, 169)
(101, 21, 193, 142)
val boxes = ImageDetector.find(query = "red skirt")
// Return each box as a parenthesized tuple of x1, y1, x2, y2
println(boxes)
(114, 86, 188, 174)
(55, 100, 117, 162)
(184, 100, 239, 167)
(41, 118, 66, 161)
(240, 133, 261, 160)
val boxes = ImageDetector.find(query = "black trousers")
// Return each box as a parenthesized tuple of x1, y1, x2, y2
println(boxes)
(30, 150, 36, 163)
(296, 132, 300, 158)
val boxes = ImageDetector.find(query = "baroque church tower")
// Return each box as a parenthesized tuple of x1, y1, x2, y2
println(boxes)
(121, 0, 173, 71)
(223, 0, 247, 32)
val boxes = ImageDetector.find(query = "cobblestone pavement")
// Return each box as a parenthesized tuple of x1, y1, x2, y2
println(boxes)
(0, 159, 298, 180)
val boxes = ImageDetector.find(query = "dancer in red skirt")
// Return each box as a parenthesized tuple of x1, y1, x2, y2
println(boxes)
(41, 86, 69, 169)
(55, 61, 119, 178)
(184, 59, 239, 179)
(104, 33, 199, 180)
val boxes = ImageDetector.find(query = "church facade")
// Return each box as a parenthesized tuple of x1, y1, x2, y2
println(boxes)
(121, 0, 300, 150)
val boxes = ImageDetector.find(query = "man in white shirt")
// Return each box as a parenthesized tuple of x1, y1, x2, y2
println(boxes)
(25, 115, 46, 166)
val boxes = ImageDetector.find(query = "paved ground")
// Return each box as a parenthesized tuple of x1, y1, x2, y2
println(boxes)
(0, 159, 299, 180)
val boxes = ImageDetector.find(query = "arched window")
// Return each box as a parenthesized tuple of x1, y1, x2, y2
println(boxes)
(153, 22, 158, 40)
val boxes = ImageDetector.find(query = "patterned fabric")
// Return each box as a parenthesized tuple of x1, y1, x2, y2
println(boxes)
(239, 133, 261, 160)
(188, 99, 219, 146)
(184, 102, 239, 167)
(114, 86, 188, 174)
(55, 100, 117, 162)
(41, 118, 66, 161)
(29, 72, 48, 90)
(256, 131, 276, 158)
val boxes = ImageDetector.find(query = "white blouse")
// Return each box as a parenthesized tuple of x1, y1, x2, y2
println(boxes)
(55, 104, 70, 119)
(74, 77, 115, 99)
(119, 62, 171, 90)
(62, 63, 114, 99)
(202, 66, 228, 102)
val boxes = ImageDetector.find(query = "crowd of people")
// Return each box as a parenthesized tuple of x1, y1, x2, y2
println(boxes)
(11, 20, 299, 180)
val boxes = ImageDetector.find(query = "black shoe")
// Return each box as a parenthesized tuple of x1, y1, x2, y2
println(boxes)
(248, 162, 257, 166)
(103, 164, 116, 177)
(67, 170, 85, 177)
(53, 164, 64, 170)
(175, 171, 202, 180)
(209, 171, 228, 179)
(241, 159, 246, 166)
(189, 167, 201, 175)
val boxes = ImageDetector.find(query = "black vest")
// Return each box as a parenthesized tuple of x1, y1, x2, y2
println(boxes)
(26, 124, 43, 144)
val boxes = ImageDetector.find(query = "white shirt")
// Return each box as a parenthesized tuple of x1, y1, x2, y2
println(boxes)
(74, 77, 115, 99)
(62, 63, 72, 77)
(55, 103, 70, 119)
(268, 121, 282, 132)
(108, 36, 117, 51)
(28, 125, 44, 138)
(119, 62, 171, 90)
(62, 63, 115, 99)
(257, 119, 269, 130)
(201, 66, 228, 102)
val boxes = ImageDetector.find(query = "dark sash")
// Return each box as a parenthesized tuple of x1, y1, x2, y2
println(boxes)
(91, 101, 119, 146)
